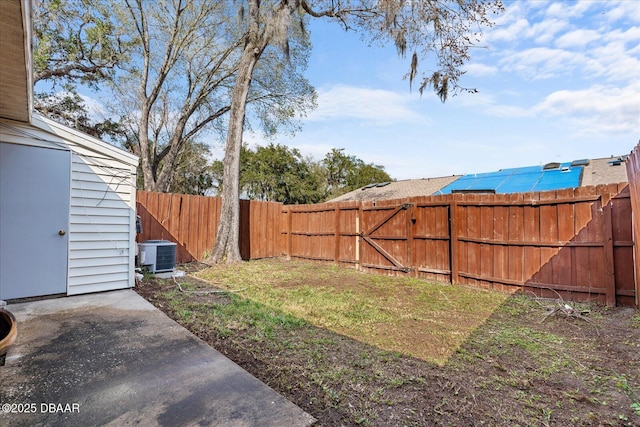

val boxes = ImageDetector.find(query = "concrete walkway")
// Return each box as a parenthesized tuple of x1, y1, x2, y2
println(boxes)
(0, 290, 315, 426)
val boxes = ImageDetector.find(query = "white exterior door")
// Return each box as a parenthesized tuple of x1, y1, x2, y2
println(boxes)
(0, 143, 70, 299)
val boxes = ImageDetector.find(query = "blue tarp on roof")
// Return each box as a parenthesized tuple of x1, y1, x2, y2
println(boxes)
(436, 163, 583, 194)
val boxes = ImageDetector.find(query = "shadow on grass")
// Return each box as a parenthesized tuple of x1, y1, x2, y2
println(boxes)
(138, 269, 640, 427)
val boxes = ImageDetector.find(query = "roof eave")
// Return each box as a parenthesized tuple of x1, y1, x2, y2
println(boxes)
(0, 0, 32, 123)
(31, 113, 139, 167)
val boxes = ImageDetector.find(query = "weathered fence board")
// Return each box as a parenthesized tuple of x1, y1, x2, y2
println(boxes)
(281, 184, 635, 307)
(137, 192, 281, 262)
(626, 143, 640, 307)
(137, 176, 637, 307)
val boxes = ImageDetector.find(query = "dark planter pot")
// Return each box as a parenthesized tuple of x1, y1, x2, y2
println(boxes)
(0, 309, 17, 356)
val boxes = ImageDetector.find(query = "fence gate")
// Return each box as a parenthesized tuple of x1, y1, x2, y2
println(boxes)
(359, 203, 413, 274)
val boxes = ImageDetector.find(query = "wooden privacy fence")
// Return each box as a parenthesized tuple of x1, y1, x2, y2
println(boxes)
(626, 142, 640, 307)
(136, 182, 637, 307)
(136, 191, 281, 262)
(282, 184, 637, 307)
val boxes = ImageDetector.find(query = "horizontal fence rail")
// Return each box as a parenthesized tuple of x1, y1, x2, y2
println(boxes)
(282, 184, 636, 307)
(136, 191, 282, 262)
(137, 181, 637, 307)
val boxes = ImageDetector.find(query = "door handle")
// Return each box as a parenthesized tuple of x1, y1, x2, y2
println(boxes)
(58, 230, 66, 236)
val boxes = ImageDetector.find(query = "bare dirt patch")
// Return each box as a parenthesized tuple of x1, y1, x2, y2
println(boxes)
(136, 259, 640, 426)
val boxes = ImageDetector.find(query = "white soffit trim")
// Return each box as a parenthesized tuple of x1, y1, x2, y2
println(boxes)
(31, 113, 139, 167)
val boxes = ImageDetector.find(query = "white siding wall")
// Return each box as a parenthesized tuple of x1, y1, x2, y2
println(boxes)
(0, 117, 138, 296)
(67, 154, 136, 295)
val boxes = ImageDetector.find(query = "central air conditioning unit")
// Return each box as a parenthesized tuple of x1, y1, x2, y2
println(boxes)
(138, 240, 177, 273)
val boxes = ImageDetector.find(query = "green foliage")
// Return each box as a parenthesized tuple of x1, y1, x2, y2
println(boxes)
(32, 0, 133, 141)
(167, 141, 216, 195)
(249, 13, 317, 137)
(32, 0, 316, 194)
(322, 148, 392, 198)
(32, 0, 131, 86)
(632, 314, 640, 329)
(210, 145, 392, 203)
(240, 143, 325, 204)
(34, 90, 124, 142)
(616, 375, 640, 416)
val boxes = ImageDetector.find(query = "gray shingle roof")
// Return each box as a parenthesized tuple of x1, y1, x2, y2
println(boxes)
(328, 155, 630, 203)
(329, 176, 460, 202)
(580, 156, 628, 187)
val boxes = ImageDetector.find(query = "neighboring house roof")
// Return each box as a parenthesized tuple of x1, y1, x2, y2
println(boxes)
(330, 156, 630, 202)
(436, 161, 584, 195)
(329, 175, 461, 202)
(580, 156, 629, 187)
(437, 156, 628, 195)
(0, 0, 32, 123)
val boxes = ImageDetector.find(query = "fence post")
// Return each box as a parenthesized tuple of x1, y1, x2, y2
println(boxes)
(601, 190, 617, 306)
(625, 144, 640, 308)
(449, 196, 459, 285)
(355, 204, 361, 271)
(406, 201, 416, 277)
(334, 206, 341, 264)
(286, 207, 292, 259)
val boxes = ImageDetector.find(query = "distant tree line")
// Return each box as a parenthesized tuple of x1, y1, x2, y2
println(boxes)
(174, 143, 391, 203)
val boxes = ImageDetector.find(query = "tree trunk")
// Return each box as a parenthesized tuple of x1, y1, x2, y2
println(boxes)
(139, 105, 158, 191)
(207, 44, 260, 263)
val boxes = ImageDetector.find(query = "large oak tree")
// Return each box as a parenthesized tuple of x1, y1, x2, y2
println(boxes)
(209, 0, 504, 263)
(110, 0, 314, 192)
(32, 0, 132, 138)
(32, 0, 315, 193)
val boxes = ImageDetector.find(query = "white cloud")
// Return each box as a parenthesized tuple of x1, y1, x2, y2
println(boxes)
(464, 63, 498, 77)
(590, 41, 640, 82)
(308, 85, 427, 125)
(499, 47, 589, 80)
(606, 26, 640, 46)
(489, 18, 532, 43)
(79, 93, 107, 118)
(531, 18, 570, 44)
(606, 1, 640, 24)
(555, 29, 601, 49)
(533, 82, 640, 135)
(454, 91, 532, 118)
(545, 1, 594, 20)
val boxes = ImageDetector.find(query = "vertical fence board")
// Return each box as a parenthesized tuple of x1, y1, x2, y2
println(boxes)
(626, 144, 640, 308)
(136, 180, 636, 307)
(479, 203, 493, 288)
(611, 186, 635, 306)
(538, 191, 557, 286)
(507, 193, 523, 285)
(602, 193, 616, 306)
(148, 192, 161, 240)
(573, 189, 593, 289)
(450, 198, 459, 284)
(492, 198, 507, 283)
(523, 193, 541, 286)
(556, 188, 575, 287)
(466, 201, 480, 287)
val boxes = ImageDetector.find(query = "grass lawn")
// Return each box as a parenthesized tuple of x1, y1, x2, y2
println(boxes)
(137, 258, 640, 426)
(192, 260, 507, 365)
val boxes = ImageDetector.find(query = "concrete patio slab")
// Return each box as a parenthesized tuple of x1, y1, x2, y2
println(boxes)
(0, 290, 315, 427)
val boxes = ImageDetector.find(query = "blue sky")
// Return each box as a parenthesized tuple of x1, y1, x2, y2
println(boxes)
(242, 0, 640, 180)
